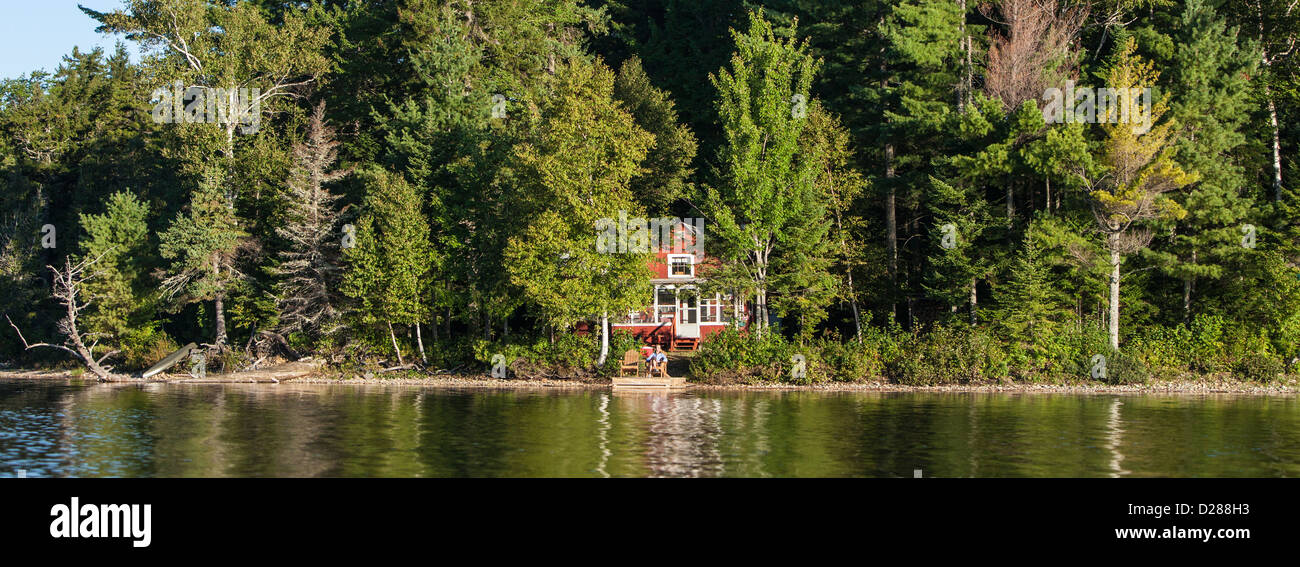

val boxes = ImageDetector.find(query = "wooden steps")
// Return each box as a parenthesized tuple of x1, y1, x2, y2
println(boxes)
(670, 337, 699, 351)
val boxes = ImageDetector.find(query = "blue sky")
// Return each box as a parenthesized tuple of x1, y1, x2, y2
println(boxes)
(1, 1, 139, 81)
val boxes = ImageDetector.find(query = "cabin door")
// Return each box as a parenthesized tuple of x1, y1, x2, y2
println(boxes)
(677, 289, 700, 339)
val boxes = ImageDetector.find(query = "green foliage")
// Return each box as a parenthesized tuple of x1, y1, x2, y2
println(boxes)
(502, 59, 655, 331)
(997, 233, 1073, 359)
(704, 9, 834, 337)
(118, 325, 179, 371)
(4, 0, 1299, 388)
(1105, 351, 1151, 385)
(888, 325, 1009, 386)
(78, 191, 155, 347)
(690, 327, 798, 383)
(471, 330, 640, 377)
(1233, 353, 1284, 383)
(613, 56, 698, 212)
(691, 325, 896, 384)
(158, 168, 246, 342)
(341, 167, 434, 328)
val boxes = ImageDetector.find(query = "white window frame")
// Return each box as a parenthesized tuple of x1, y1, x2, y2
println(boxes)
(667, 254, 695, 278)
(700, 293, 720, 323)
(654, 284, 677, 322)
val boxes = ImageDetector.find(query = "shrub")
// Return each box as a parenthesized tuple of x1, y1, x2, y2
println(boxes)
(599, 330, 644, 375)
(816, 337, 883, 382)
(1233, 353, 1283, 383)
(690, 327, 800, 383)
(1040, 325, 1110, 381)
(118, 325, 179, 371)
(1104, 351, 1149, 385)
(888, 325, 1008, 385)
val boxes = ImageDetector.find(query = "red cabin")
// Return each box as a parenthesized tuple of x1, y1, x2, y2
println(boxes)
(609, 218, 749, 351)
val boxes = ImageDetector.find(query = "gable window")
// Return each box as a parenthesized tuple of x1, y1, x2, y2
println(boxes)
(667, 254, 694, 278)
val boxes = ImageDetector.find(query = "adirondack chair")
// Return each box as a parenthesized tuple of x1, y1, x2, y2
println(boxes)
(619, 349, 641, 377)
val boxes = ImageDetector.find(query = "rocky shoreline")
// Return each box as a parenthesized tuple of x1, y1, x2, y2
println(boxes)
(2, 367, 1297, 395)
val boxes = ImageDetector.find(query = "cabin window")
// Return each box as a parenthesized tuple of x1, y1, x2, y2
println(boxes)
(721, 294, 736, 323)
(667, 254, 694, 278)
(701, 294, 719, 323)
(655, 286, 677, 321)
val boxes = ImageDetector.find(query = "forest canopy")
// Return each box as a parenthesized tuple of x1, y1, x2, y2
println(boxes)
(2, 0, 1298, 385)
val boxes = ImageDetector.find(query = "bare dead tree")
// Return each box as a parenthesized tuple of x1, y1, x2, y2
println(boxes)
(6, 255, 121, 381)
(983, 0, 1088, 110)
(275, 101, 352, 343)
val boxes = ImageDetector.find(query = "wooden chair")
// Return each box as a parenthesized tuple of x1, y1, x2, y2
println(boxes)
(619, 349, 642, 377)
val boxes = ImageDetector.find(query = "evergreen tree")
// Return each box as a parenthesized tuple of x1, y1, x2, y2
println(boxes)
(341, 168, 434, 366)
(77, 191, 155, 350)
(1151, 0, 1260, 322)
(158, 169, 247, 346)
(997, 232, 1070, 359)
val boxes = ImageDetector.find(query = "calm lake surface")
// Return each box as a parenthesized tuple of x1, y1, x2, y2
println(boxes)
(1, 378, 1298, 477)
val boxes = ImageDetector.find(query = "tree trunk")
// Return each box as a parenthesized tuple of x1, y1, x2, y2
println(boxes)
(1183, 249, 1197, 323)
(416, 323, 426, 364)
(596, 311, 609, 366)
(1006, 177, 1015, 227)
(214, 296, 227, 346)
(885, 143, 897, 318)
(1266, 87, 1284, 202)
(959, 0, 971, 112)
(970, 277, 978, 325)
(387, 321, 404, 366)
(848, 269, 862, 340)
(1108, 248, 1121, 352)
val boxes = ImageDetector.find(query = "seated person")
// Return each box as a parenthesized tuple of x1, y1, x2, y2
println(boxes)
(646, 345, 668, 376)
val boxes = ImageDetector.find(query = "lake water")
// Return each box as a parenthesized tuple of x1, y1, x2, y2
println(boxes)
(1, 379, 1297, 477)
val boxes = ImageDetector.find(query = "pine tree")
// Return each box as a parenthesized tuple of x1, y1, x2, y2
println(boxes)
(77, 191, 154, 348)
(1153, 0, 1260, 322)
(877, 0, 966, 326)
(159, 169, 246, 347)
(997, 233, 1069, 359)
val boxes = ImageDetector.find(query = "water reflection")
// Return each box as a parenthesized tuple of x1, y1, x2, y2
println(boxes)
(1, 380, 1298, 478)
(617, 393, 725, 477)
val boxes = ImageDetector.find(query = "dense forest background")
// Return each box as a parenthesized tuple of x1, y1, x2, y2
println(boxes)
(2, 0, 1299, 384)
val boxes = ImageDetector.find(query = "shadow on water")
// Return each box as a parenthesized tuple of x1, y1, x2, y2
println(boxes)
(1, 379, 1298, 477)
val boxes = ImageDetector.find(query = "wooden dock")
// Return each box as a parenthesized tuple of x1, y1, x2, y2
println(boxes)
(611, 376, 689, 389)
